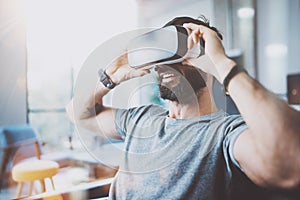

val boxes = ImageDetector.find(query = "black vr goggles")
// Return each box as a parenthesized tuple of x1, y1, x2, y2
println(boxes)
(127, 25, 205, 69)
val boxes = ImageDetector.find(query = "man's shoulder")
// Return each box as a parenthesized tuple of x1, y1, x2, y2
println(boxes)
(115, 104, 168, 120)
(128, 104, 167, 115)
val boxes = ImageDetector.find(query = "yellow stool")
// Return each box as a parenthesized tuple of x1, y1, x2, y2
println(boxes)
(12, 159, 59, 198)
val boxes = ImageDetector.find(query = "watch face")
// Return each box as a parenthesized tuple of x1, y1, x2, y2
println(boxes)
(105, 82, 114, 88)
(99, 69, 116, 89)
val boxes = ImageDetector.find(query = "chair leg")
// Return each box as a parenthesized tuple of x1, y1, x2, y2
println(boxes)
(39, 180, 46, 193)
(28, 181, 33, 196)
(50, 177, 55, 190)
(16, 182, 23, 198)
(0, 149, 10, 190)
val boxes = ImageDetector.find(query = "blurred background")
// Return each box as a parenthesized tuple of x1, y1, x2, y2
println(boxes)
(0, 0, 299, 190)
(0, 0, 299, 199)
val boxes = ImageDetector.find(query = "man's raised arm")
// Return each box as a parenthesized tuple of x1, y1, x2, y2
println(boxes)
(66, 53, 150, 140)
(184, 23, 300, 189)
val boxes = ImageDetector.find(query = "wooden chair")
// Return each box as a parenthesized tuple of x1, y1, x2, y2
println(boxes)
(0, 125, 39, 190)
(0, 125, 59, 198)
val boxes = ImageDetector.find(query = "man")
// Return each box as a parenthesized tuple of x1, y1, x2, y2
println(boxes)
(66, 17, 300, 199)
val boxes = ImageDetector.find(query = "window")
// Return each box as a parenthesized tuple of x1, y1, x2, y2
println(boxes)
(26, 0, 138, 153)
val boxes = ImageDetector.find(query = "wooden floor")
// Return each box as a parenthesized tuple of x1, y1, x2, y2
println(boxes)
(0, 143, 122, 199)
(0, 167, 113, 200)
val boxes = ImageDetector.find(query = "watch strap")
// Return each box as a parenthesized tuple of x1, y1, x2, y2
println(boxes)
(98, 69, 117, 89)
(223, 66, 245, 95)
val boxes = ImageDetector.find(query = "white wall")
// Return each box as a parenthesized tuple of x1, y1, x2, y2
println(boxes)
(288, 0, 300, 75)
(137, 0, 213, 28)
(0, 0, 27, 125)
(257, 0, 300, 94)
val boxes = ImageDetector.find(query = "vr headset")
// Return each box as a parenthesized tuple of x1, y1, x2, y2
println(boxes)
(127, 25, 205, 69)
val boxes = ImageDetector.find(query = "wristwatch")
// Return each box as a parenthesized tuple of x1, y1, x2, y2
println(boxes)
(98, 69, 117, 89)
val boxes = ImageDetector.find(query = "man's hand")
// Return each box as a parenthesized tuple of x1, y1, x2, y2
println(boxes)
(183, 23, 236, 83)
(105, 52, 150, 85)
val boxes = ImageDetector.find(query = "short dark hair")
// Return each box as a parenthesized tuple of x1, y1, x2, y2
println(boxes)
(163, 16, 223, 40)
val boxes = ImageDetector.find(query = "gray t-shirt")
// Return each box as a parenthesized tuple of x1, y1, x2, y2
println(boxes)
(108, 105, 261, 199)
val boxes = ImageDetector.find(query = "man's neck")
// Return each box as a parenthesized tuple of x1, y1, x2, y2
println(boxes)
(168, 88, 218, 119)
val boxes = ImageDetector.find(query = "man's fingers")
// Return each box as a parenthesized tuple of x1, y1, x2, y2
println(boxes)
(184, 23, 206, 49)
(115, 54, 128, 66)
(192, 31, 200, 44)
(184, 23, 210, 41)
(135, 69, 150, 76)
(132, 68, 150, 78)
(187, 35, 194, 49)
(183, 23, 200, 30)
(108, 53, 129, 73)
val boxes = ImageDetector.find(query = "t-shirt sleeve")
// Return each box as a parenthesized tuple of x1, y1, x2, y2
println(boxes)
(114, 108, 130, 140)
(223, 115, 248, 172)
